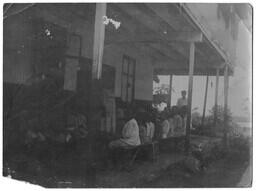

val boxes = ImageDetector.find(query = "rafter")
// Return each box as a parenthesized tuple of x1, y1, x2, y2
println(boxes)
(108, 3, 220, 71)
(154, 67, 227, 76)
(106, 31, 202, 44)
(114, 3, 193, 60)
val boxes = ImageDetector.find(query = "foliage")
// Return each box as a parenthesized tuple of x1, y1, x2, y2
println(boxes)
(191, 112, 202, 127)
(191, 105, 233, 137)
(153, 84, 170, 95)
(206, 105, 233, 126)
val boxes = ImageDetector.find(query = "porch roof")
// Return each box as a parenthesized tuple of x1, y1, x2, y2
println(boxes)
(105, 3, 232, 76)
(4, 3, 233, 76)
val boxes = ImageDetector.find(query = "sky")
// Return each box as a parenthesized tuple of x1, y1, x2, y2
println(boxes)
(153, 21, 252, 120)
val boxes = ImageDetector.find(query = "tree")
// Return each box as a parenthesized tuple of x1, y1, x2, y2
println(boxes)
(153, 84, 170, 95)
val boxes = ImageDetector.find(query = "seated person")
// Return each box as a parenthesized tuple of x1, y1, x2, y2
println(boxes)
(172, 106, 185, 136)
(160, 112, 170, 139)
(145, 115, 155, 141)
(167, 111, 175, 137)
(109, 110, 141, 149)
(138, 112, 155, 144)
(180, 105, 188, 133)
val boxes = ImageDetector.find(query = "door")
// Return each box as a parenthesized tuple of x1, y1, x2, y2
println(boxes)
(121, 55, 136, 103)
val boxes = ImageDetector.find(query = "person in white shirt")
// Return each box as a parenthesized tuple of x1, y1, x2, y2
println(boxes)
(177, 90, 188, 108)
(177, 91, 188, 136)
(161, 119, 170, 139)
(139, 112, 155, 144)
(172, 106, 185, 136)
(167, 112, 175, 137)
(160, 112, 170, 139)
(120, 118, 141, 146)
(109, 111, 141, 148)
(146, 121, 155, 141)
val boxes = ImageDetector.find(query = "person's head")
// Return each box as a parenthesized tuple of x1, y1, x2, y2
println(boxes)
(181, 90, 187, 98)
(135, 111, 147, 126)
(163, 106, 171, 113)
(144, 112, 152, 123)
(166, 109, 173, 119)
(171, 106, 179, 115)
(160, 110, 169, 121)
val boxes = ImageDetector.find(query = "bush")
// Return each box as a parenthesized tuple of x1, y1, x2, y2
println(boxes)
(228, 135, 251, 162)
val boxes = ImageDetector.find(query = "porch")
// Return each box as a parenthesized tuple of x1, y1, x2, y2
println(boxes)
(3, 3, 240, 188)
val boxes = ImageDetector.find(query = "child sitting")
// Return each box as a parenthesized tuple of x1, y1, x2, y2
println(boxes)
(171, 106, 184, 136)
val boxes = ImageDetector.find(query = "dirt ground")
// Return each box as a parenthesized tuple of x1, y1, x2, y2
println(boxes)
(136, 157, 250, 188)
(5, 153, 250, 188)
(4, 135, 251, 188)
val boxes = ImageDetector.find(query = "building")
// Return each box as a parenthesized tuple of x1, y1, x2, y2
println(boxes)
(3, 3, 251, 150)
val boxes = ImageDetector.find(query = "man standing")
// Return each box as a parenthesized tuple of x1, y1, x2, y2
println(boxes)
(177, 90, 188, 108)
(176, 90, 188, 135)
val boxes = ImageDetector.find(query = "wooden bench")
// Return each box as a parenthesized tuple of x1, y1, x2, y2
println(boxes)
(111, 140, 159, 169)
(159, 135, 186, 152)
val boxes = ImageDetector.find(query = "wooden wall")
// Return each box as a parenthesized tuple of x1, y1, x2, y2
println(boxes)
(4, 4, 155, 102)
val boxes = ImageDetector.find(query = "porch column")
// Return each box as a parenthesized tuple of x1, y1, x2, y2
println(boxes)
(223, 64, 229, 149)
(185, 42, 195, 155)
(168, 74, 173, 108)
(89, 3, 107, 132)
(201, 75, 209, 126)
(214, 68, 220, 126)
(92, 3, 107, 79)
(89, 3, 107, 134)
(87, 4, 107, 186)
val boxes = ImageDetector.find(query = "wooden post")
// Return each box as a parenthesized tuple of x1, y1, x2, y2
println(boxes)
(185, 42, 195, 155)
(223, 64, 229, 149)
(201, 75, 209, 126)
(90, 3, 107, 131)
(87, 3, 107, 186)
(90, 2, 107, 137)
(168, 74, 173, 108)
(214, 68, 220, 126)
(92, 3, 107, 79)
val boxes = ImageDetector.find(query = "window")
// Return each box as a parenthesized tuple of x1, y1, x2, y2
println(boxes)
(121, 55, 136, 103)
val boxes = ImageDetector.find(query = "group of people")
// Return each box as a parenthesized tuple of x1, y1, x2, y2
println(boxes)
(109, 90, 188, 149)
(161, 90, 188, 138)
(160, 106, 185, 139)
(109, 109, 155, 148)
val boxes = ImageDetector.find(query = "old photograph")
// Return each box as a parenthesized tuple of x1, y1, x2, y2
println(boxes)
(2, 2, 253, 188)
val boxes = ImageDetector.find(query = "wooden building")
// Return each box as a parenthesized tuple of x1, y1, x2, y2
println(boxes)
(3, 3, 251, 151)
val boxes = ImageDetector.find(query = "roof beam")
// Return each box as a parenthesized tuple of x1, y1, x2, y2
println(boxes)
(109, 4, 219, 71)
(181, 4, 228, 63)
(145, 3, 223, 66)
(115, 3, 190, 58)
(106, 4, 187, 63)
(106, 31, 202, 44)
(145, 3, 192, 31)
(154, 68, 226, 76)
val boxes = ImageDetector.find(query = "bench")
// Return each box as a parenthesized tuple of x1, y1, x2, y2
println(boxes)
(159, 135, 186, 152)
(111, 140, 159, 169)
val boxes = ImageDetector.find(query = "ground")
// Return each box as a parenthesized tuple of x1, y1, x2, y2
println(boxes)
(136, 157, 250, 188)
(3, 135, 251, 188)
(4, 149, 250, 188)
